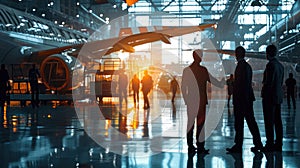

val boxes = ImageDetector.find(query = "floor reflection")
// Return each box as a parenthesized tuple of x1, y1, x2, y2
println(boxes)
(0, 94, 299, 167)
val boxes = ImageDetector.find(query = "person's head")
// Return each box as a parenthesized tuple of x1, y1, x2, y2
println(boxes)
(230, 74, 233, 79)
(193, 49, 203, 64)
(144, 70, 148, 76)
(289, 73, 293, 78)
(235, 46, 245, 61)
(1, 64, 5, 70)
(32, 64, 36, 69)
(266, 44, 277, 60)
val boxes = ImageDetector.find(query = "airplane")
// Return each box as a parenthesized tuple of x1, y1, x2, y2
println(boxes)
(0, 23, 217, 93)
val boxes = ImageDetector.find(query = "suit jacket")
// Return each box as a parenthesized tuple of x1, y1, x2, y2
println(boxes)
(233, 59, 255, 107)
(181, 62, 210, 107)
(261, 58, 284, 104)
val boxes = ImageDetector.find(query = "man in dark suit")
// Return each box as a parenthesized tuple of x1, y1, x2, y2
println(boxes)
(141, 70, 153, 109)
(28, 64, 41, 108)
(261, 44, 284, 152)
(226, 46, 263, 153)
(0, 64, 10, 112)
(285, 73, 296, 109)
(118, 69, 128, 106)
(131, 74, 140, 105)
(181, 49, 224, 154)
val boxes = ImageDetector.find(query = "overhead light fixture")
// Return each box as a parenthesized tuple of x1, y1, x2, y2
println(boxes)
(251, 0, 262, 7)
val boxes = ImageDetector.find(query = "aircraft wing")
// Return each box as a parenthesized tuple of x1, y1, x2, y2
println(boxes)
(1, 23, 216, 64)
(33, 44, 83, 57)
(46, 23, 217, 63)
(79, 23, 217, 60)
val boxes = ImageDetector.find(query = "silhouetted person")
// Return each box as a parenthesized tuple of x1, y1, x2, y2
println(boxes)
(226, 46, 263, 153)
(181, 49, 224, 154)
(285, 73, 296, 109)
(131, 74, 140, 105)
(252, 152, 263, 168)
(141, 70, 153, 109)
(226, 74, 234, 107)
(0, 64, 9, 112)
(118, 69, 128, 106)
(28, 64, 41, 108)
(170, 76, 179, 102)
(261, 44, 284, 152)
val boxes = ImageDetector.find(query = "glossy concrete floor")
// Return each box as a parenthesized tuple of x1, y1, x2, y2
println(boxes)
(0, 91, 299, 168)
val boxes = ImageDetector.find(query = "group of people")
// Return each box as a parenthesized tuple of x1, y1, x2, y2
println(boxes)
(0, 44, 296, 155)
(183, 45, 292, 155)
(0, 64, 41, 111)
(119, 70, 153, 109)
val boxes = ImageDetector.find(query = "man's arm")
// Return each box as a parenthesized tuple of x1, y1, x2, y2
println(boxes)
(208, 73, 225, 88)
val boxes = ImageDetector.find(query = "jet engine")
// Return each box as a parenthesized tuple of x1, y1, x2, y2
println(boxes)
(40, 54, 84, 92)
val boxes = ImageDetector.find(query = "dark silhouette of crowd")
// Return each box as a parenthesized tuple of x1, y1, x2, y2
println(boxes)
(183, 45, 287, 157)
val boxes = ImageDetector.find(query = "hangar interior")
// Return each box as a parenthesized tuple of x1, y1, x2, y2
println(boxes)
(0, 0, 299, 167)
